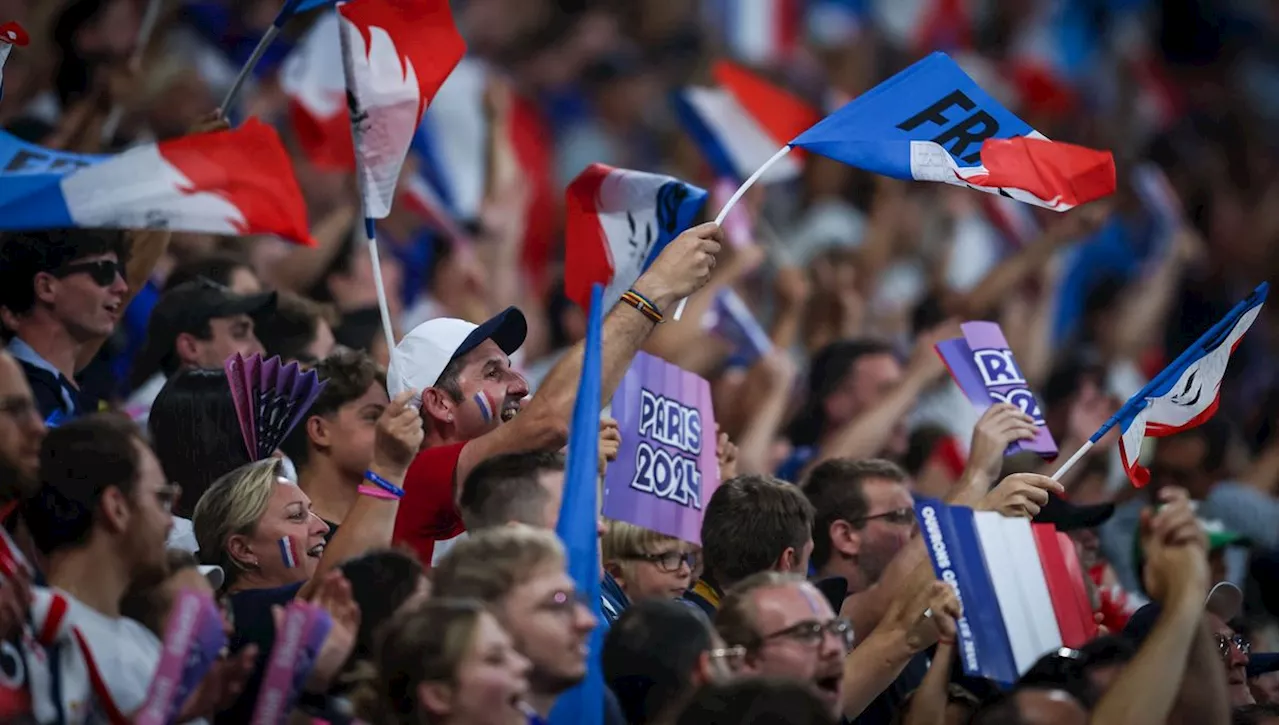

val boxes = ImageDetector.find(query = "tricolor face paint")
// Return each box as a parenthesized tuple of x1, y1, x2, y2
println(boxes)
(473, 391, 494, 425)
(278, 536, 301, 569)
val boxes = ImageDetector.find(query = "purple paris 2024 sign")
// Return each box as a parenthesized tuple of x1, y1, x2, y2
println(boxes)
(936, 321, 1057, 458)
(603, 352, 720, 545)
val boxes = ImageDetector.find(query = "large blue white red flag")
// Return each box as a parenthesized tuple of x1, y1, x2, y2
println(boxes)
(281, 11, 352, 170)
(414, 57, 488, 221)
(783, 53, 1115, 211)
(1110, 283, 1268, 486)
(703, 0, 801, 67)
(338, 0, 465, 218)
(916, 498, 1096, 684)
(0, 22, 27, 102)
(0, 120, 314, 245)
(564, 164, 707, 311)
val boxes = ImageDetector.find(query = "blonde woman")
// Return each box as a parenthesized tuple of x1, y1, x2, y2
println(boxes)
(355, 599, 532, 725)
(602, 520, 699, 604)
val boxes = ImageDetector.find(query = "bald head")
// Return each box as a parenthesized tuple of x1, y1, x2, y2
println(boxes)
(0, 351, 45, 494)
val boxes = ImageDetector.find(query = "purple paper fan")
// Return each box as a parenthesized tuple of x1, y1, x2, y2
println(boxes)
(227, 353, 328, 461)
(224, 353, 257, 460)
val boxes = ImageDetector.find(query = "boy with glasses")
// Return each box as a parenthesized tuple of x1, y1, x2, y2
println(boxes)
(602, 520, 698, 604)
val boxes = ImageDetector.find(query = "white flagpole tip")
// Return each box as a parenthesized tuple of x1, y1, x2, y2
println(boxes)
(1049, 440, 1094, 481)
(671, 145, 792, 322)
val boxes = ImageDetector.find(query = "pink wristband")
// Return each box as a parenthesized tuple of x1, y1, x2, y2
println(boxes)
(358, 484, 401, 501)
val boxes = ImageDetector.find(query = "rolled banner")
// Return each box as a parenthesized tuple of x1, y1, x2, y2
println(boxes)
(250, 602, 333, 725)
(135, 590, 228, 725)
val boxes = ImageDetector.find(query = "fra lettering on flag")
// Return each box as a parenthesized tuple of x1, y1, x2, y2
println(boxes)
(916, 499, 1095, 685)
(935, 322, 1056, 458)
(0, 120, 315, 245)
(564, 164, 707, 312)
(784, 53, 1115, 211)
(338, 0, 465, 219)
(602, 352, 720, 545)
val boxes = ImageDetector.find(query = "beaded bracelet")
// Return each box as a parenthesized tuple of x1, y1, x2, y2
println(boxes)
(364, 469, 405, 498)
(620, 289, 663, 324)
(358, 484, 401, 501)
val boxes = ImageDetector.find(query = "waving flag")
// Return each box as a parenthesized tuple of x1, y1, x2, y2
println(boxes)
(704, 0, 801, 67)
(219, 0, 341, 114)
(281, 12, 353, 170)
(415, 57, 489, 221)
(339, 0, 465, 219)
(564, 164, 707, 312)
(0, 21, 28, 102)
(706, 288, 773, 364)
(916, 499, 1095, 684)
(549, 283, 604, 725)
(714, 60, 822, 160)
(673, 86, 803, 184)
(0, 120, 314, 245)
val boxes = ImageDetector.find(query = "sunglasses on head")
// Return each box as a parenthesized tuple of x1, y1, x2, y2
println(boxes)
(53, 260, 124, 287)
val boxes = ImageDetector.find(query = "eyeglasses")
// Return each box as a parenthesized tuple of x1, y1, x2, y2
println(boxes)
(629, 551, 699, 573)
(759, 618, 855, 652)
(852, 508, 915, 526)
(1214, 633, 1250, 660)
(52, 260, 125, 287)
(153, 484, 182, 513)
(708, 645, 746, 669)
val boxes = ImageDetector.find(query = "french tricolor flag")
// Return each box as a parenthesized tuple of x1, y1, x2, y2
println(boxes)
(674, 60, 819, 184)
(0, 21, 27, 102)
(706, 0, 801, 67)
(280, 11, 353, 170)
(916, 499, 1096, 684)
(0, 120, 315, 246)
(564, 164, 707, 312)
(784, 53, 1115, 212)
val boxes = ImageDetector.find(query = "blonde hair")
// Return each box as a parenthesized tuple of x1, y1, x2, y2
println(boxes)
(431, 524, 565, 604)
(192, 459, 282, 587)
(602, 519, 688, 564)
(351, 598, 486, 725)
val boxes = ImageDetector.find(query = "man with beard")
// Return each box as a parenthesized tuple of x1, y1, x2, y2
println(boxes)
(389, 223, 722, 564)
(19, 415, 252, 722)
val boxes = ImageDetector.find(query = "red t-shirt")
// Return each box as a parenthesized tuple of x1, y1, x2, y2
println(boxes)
(392, 442, 468, 565)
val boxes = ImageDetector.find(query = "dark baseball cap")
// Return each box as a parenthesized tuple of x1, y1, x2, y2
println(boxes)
(1033, 493, 1116, 532)
(133, 280, 276, 383)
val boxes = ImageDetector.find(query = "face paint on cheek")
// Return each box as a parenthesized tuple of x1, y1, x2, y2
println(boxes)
(278, 536, 300, 569)
(474, 391, 495, 424)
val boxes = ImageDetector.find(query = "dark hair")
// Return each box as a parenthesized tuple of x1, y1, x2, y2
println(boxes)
(338, 549, 426, 662)
(804, 459, 908, 568)
(333, 308, 384, 353)
(0, 230, 129, 315)
(967, 692, 1024, 725)
(149, 369, 252, 517)
(700, 475, 815, 588)
(120, 549, 201, 634)
(24, 414, 145, 555)
(1017, 637, 1136, 710)
(604, 599, 715, 725)
(788, 339, 897, 446)
(1233, 704, 1280, 725)
(676, 678, 836, 725)
(162, 254, 252, 293)
(280, 348, 386, 469)
(460, 451, 566, 531)
(435, 355, 467, 402)
(255, 292, 338, 365)
(1156, 416, 1233, 475)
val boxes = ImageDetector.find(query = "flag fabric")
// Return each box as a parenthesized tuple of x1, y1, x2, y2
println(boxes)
(281, 11, 353, 170)
(1110, 283, 1268, 486)
(281, 0, 340, 17)
(916, 498, 1095, 684)
(672, 86, 803, 184)
(871, 0, 972, 54)
(414, 56, 491, 222)
(0, 120, 315, 245)
(0, 21, 28, 101)
(400, 172, 470, 244)
(786, 53, 1116, 211)
(704, 0, 801, 67)
(339, 0, 465, 219)
(713, 60, 823, 159)
(564, 164, 707, 312)
(548, 283, 604, 725)
(706, 288, 773, 364)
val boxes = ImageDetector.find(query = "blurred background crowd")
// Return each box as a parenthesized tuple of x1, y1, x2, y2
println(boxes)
(0, 0, 1275, 723)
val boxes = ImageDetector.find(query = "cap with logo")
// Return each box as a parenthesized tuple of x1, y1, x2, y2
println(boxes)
(387, 306, 528, 399)
(133, 280, 277, 384)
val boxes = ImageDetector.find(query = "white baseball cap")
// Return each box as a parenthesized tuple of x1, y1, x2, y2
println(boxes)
(387, 306, 528, 399)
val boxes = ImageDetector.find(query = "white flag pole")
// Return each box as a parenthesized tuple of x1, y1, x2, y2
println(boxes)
(1049, 440, 1095, 481)
(362, 218, 398, 356)
(671, 144, 792, 321)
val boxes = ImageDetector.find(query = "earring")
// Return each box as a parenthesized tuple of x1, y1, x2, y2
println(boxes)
(448, 413, 454, 421)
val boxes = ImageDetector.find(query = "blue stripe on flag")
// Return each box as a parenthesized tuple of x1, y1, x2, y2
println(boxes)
(640, 181, 709, 272)
(670, 91, 741, 181)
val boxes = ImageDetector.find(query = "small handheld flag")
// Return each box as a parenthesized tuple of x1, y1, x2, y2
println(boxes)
(548, 283, 604, 725)
(219, 0, 340, 115)
(0, 21, 29, 102)
(0, 120, 315, 245)
(225, 352, 327, 461)
(1051, 283, 1269, 485)
(564, 163, 707, 314)
(281, 11, 353, 170)
(339, 0, 465, 355)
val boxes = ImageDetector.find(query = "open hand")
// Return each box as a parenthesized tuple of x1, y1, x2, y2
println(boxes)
(978, 472, 1064, 518)
(716, 426, 739, 480)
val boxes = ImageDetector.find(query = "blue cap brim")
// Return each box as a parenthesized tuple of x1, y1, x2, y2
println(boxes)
(453, 306, 527, 362)
(1248, 653, 1278, 678)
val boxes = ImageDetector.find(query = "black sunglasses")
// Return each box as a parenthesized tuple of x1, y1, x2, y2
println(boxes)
(53, 260, 124, 287)
(1215, 633, 1250, 661)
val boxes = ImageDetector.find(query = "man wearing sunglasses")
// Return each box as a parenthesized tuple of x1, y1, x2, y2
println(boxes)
(0, 230, 132, 423)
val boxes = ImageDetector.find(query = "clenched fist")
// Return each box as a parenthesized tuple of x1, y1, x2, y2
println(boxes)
(373, 390, 426, 475)
(633, 222, 724, 311)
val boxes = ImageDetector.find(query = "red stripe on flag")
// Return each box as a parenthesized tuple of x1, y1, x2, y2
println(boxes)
(564, 164, 614, 311)
(1058, 531, 1098, 641)
(1119, 435, 1150, 488)
(1033, 523, 1090, 648)
(38, 593, 68, 646)
(965, 137, 1116, 209)
(712, 60, 821, 150)
(288, 100, 355, 171)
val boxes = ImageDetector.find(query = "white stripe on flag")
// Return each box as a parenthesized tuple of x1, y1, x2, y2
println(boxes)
(1000, 515, 1064, 660)
(973, 511, 1042, 674)
(680, 87, 801, 183)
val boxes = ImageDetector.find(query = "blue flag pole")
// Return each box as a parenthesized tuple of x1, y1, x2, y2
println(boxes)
(217, 0, 325, 115)
(549, 283, 604, 725)
(1050, 282, 1269, 480)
